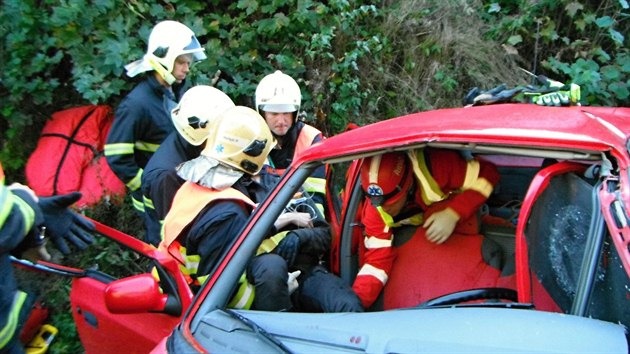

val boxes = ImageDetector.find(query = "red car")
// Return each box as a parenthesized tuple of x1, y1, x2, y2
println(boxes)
(26, 104, 630, 352)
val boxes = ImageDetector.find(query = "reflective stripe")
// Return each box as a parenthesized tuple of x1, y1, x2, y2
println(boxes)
(104, 143, 134, 156)
(364, 235, 393, 249)
(258, 231, 289, 255)
(468, 177, 494, 198)
(357, 264, 388, 284)
(127, 169, 143, 191)
(407, 150, 446, 205)
(12, 195, 35, 235)
(0, 291, 27, 349)
(302, 177, 326, 195)
(185, 253, 200, 277)
(143, 195, 155, 210)
(0, 184, 12, 231)
(461, 159, 480, 190)
(131, 194, 145, 212)
(395, 213, 424, 227)
(135, 140, 160, 153)
(456, 157, 494, 197)
(376, 205, 395, 229)
(368, 155, 383, 184)
(228, 274, 255, 310)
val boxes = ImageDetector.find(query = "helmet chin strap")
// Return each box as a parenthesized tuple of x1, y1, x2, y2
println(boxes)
(148, 56, 176, 85)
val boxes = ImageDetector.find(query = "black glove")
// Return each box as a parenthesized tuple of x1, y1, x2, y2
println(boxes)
(274, 232, 301, 267)
(464, 84, 524, 106)
(39, 192, 95, 255)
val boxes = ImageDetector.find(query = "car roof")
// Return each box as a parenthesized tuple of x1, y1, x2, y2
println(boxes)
(297, 104, 630, 165)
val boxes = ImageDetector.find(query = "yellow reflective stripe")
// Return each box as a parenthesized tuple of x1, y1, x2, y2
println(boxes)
(127, 169, 143, 191)
(104, 143, 134, 156)
(11, 195, 35, 235)
(469, 177, 494, 198)
(143, 195, 155, 210)
(376, 205, 394, 230)
(407, 150, 446, 205)
(315, 203, 325, 216)
(135, 141, 160, 153)
(0, 185, 12, 231)
(197, 274, 208, 284)
(364, 235, 392, 249)
(258, 231, 289, 255)
(0, 291, 27, 349)
(228, 274, 255, 310)
(185, 254, 200, 277)
(394, 213, 424, 227)
(357, 264, 388, 284)
(461, 159, 480, 190)
(131, 195, 145, 212)
(460, 159, 493, 197)
(302, 177, 326, 195)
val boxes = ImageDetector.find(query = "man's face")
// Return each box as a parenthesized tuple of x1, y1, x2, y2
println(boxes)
(263, 111, 293, 137)
(171, 54, 193, 84)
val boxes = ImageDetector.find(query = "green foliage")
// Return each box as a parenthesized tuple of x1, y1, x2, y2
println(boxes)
(482, 0, 629, 106)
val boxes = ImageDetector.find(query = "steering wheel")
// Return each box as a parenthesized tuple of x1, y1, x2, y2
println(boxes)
(415, 288, 518, 308)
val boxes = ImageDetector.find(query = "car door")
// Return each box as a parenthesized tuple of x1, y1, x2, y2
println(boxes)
(19, 219, 194, 354)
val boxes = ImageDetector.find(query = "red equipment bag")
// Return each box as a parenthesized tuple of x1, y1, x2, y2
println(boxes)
(25, 105, 125, 208)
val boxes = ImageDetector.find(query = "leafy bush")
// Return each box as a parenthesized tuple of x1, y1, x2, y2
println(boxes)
(482, 0, 629, 106)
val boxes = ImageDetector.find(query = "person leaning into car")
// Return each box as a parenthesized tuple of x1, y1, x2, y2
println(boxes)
(356, 149, 500, 309)
(160, 106, 313, 311)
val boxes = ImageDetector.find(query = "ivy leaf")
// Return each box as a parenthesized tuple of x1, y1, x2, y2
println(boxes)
(488, 3, 501, 13)
(507, 35, 522, 46)
(609, 29, 624, 45)
(595, 16, 614, 28)
(608, 82, 629, 100)
(565, 2, 584, 17)
(601, 65, 621, 80)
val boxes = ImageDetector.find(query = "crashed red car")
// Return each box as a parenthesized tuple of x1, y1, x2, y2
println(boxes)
(26, 104, 630, 352)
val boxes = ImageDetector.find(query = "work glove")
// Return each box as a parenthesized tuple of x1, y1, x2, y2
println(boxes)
(39, 192, 95, 255)
(524, 83, 581, 106)
(287, 270, 301, 295)
(423, 207, 460, 244)
(274, 232, 301, 267)
(463, 84, 524, 106)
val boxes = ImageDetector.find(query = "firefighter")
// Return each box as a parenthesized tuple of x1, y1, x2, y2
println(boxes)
(160, 106, 311, 311)
(254, 70, 327, 212)
(355, 149, 500, 308)
(141, 85, 235, 245)
(104, 20, 205, 242)
(0, 163, 94, 353)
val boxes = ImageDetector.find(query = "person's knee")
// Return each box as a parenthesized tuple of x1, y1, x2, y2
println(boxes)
(248, 253, 287, 284)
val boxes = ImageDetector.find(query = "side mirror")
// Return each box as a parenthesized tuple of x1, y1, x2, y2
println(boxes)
(105, 273, 168, 314)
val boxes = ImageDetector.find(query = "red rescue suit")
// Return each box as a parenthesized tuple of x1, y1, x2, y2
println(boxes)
(353, 149, 500, 308)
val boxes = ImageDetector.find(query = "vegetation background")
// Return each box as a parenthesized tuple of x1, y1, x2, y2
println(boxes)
(1, 0, 628, 352)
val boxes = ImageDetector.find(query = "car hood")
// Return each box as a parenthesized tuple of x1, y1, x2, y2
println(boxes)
(194, 307, 627, 353)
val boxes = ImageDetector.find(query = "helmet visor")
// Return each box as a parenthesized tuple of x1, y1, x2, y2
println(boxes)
(259, 104, 298, 113)
(182, 35, 206, 61)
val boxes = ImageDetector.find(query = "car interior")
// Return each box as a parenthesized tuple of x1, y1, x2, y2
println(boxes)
(326, 144, 629, 329)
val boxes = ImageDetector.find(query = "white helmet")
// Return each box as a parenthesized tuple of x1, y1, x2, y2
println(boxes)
(202, 106, 276, 175)
(125, 21, 206, 84)
(254, 70, 301, 114)
(171, 86, 235, 146)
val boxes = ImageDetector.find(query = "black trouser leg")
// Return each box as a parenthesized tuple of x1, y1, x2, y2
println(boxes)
(247, 253, 291, 311)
